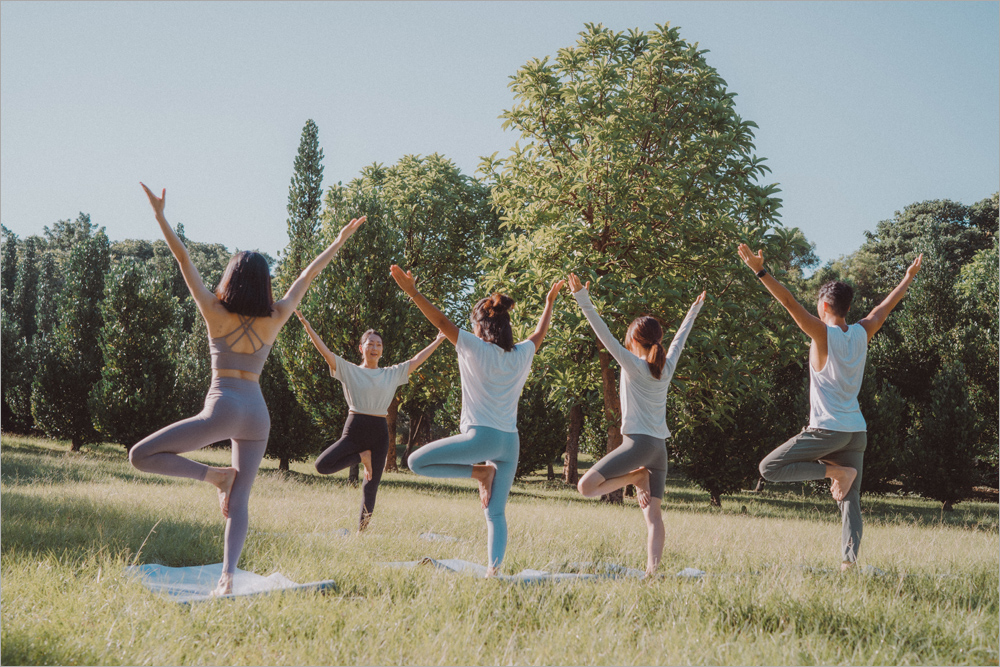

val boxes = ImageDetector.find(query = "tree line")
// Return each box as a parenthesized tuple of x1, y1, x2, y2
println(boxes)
(2, 24, 996, 509)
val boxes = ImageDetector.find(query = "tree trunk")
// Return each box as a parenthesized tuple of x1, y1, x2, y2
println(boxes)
(547, 461, 554, 480)
(71, 436, 82, 452)
(710, 491, 722, 507)
(563, 402, 583, 485)
(279, 457, 289, 471)
(349, 464, 359, 485)
(384, 396, 399, 472)
(942, 499, 954, 512)
(598, 347, 624, 504)
(402, 410, 430, 469)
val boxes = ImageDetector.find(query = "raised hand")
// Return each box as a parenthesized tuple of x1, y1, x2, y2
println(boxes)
(140, 182, 166, 217)
(906, 253, 924, 279)
(333, 216, 366, 247)
(567, 272, 591, 294)
(546, 279, 567, 305)
(390, 265, 417, 296)
(737, 244, 765, 273)
(694, 291, 707, 306)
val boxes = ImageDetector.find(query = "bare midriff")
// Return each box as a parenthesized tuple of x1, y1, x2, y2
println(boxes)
(349, 410, 388, 418)
(214, 369, 261, 382)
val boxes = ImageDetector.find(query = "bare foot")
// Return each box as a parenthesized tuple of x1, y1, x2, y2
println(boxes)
(472, 462, 497, 510)
(632, 467, 652, 509)
(358, 511, 372, 533)
(824, 464, 857, 502)
(211, 572, 233, 597)
(207, 467, 237, 519)
(841, 561, 856, 573)
(485, 565, 498, 578)
(359, 450, 373, 482)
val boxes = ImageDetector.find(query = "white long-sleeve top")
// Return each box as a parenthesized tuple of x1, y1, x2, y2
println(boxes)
(573, 288, 703, 439)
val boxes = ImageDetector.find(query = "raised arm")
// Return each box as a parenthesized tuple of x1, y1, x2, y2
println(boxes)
(274, 216, 366, 319)
(738, 244, 827, 341)
(294, 310, 338, 373)
(526, 279, 566, 352)
(408, 331, 448, 371)
(140, 183, 216, 313)
(567, 273, 629, 363)
(662, 292, 706, 383)
(389, 265, 459, 345)
(858, 254, 922, 341)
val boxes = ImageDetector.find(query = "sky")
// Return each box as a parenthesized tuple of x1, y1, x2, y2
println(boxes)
(2, 1, 998, 267)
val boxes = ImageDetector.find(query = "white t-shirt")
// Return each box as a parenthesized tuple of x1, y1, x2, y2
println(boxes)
(808, 324, 868, 432)
(455, 328, 536, 433)
(331, 354, 411, 417)
(573, 288, 702, 439)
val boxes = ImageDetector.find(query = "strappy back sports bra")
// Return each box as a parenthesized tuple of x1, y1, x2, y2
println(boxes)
(209, 315, 273, 375)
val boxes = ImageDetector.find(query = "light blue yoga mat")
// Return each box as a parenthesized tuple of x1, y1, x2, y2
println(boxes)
(383, 557, 650, 583)
(127, 563, 336, 603)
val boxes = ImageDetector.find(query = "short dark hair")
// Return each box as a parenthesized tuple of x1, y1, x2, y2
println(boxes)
(471, 293, 515, 352)
(215, 251, 274, 318)
(818, 281, 854, 317)
(359, 329, 382, 347)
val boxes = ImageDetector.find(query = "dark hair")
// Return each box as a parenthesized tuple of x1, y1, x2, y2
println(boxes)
(471, 293, 515, 352)
(359, 329, 382, 347)
(818, 281, 854, 318)
(215, 251, 275, 318)
(625, 316, 666, 380)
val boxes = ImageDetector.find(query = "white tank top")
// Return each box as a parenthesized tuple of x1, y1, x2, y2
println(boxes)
(808, 323, 868, 432)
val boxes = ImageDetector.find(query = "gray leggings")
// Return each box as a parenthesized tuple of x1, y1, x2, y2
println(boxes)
(759, 427, 867, 562)
(129, 377, 270, 574)
(591, 433, 668, 499)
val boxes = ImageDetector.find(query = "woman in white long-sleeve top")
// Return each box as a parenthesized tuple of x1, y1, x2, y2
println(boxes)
(567, 273, 705, 576)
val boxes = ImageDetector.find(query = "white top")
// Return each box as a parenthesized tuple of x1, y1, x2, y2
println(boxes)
(574, 288, 703, 439)
(331, 354, 411, 417)
(455, 328, 536, 433)
(808, 324, 868, 432)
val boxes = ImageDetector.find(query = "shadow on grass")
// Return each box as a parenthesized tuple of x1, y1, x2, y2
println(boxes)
(1, 488, 223, 567)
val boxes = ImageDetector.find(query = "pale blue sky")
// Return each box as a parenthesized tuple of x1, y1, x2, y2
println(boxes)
(2, 1, 997, 265)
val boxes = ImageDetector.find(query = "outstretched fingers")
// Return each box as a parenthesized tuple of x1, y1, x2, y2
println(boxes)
(547, 279, 566, 303)
(389, 265, 416, 294)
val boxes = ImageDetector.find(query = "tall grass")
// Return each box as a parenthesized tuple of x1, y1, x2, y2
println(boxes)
(2, 434, 997, 665)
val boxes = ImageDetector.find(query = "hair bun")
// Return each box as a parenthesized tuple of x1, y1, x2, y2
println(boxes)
(485, 293, 514, 316)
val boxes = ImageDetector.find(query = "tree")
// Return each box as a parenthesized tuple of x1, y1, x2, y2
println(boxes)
(5, 236, 43, 431)
(31, 233, 110, 450)
(902, 361, 978, 510)
(34, 253, 61, 336)
(90, 261, 180, 448)
(1, 225, 18, 314)
(283, 155, 499, 473)
(283, 119, 325, 275)
(480, 23, 797, 504)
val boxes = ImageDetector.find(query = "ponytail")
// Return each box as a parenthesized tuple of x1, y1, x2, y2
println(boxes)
(471, 293, 515, 351)
(626, 316, 665, 379)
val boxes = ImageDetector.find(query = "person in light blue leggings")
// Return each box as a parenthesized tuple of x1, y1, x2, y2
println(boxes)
(409, 427, 519, 568)
(391, 264, 564, 575)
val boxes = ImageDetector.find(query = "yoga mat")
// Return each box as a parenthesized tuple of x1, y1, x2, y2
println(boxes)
(127, 563, 336, 603)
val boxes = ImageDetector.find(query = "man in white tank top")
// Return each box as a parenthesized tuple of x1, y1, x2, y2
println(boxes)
(739, 244, 923, 571)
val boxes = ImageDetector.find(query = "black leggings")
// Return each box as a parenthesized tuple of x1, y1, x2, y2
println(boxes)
(314, 413, 389, 529)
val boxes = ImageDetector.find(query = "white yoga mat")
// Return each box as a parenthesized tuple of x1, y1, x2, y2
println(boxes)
(127, 563, 336, 603)
(383, 558, 653, 583)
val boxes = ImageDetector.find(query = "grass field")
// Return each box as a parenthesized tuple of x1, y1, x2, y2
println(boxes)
(2, 434, 997, 666)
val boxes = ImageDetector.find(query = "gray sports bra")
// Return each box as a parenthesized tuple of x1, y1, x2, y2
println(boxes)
(209, 315, 273, 375)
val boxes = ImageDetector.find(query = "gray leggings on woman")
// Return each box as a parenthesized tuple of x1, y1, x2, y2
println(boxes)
(591, 433, 668, 499)
(759, 427, 867, 563)
(129, 377, 270, 575)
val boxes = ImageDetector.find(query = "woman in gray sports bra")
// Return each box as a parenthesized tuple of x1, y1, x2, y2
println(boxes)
(128, 183, 364, 596)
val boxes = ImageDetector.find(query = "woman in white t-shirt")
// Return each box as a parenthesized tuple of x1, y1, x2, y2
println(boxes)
(390, 264, 564, 575)
(568, 273, 705, 576)
(295, 310, 447, 532)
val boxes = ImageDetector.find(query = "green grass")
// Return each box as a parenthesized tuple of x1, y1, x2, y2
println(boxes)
(2, 434, 997, 666)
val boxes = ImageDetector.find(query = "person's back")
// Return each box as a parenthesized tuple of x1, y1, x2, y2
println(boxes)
(808, 323, 868, 433)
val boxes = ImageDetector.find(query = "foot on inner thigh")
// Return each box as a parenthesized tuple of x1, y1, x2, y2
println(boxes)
(206, 467, 237, 519)
(359, 450, 373, 482)
(472, 462, 497, 510)
(824, 463, 857, 502)
(631, 467, 652, 509)
(211, 572, 234, 596)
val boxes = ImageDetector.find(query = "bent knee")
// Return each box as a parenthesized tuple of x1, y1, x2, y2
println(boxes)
(758, 459, 778, 481)
(128, 446, 146, 470)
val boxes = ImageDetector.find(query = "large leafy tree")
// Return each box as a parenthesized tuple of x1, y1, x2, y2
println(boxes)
(90, 261, 181, 449)
(283, 154, 499, 471)
(480, 23, 798, 504)
(5, 236, 43, 431)
(31, 233, 111, 450)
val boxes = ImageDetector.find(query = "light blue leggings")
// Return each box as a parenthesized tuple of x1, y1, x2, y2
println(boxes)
(408, 426, 519, 569)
